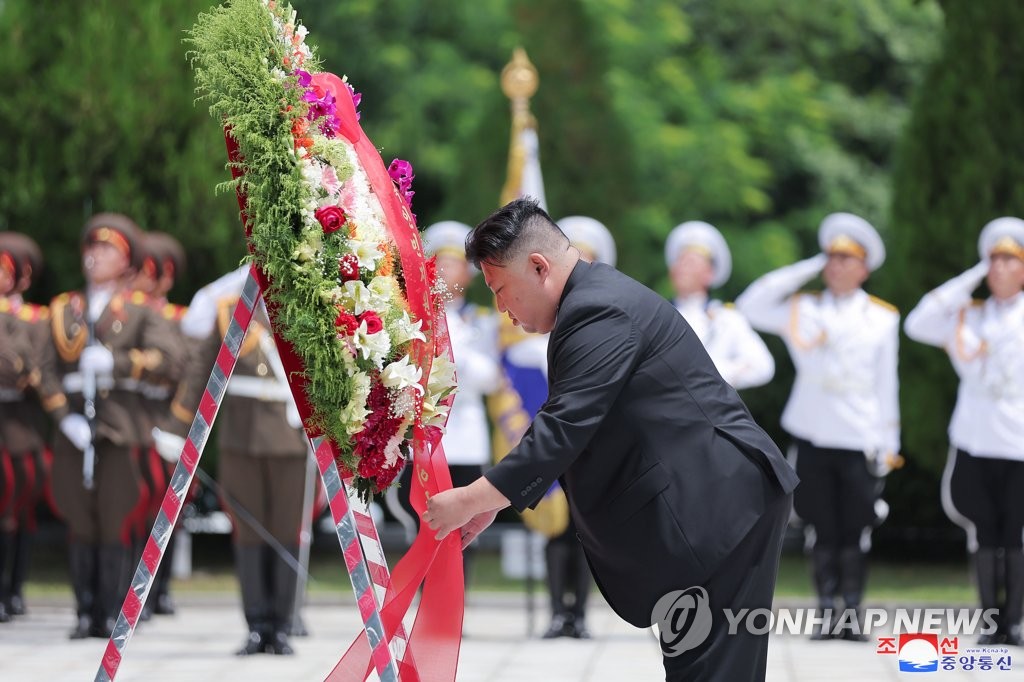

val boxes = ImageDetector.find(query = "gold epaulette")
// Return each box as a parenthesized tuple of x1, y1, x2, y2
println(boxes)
(129, 290, 152, 306)
(868, 295, 898, 314)
(971, 298, 985, 307)
(18, 302, 49, 322)
(723, 301, 736, 309)
(0, 298, 10, 314)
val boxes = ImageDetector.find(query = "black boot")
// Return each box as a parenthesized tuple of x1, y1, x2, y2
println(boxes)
(1003, 549, 1024, 647)
(838, 547, 869, 642)
(266, 546, 298, 655)
(542, 540, 571, 639)
(93, 546, 129, 638)
(235, 545, 270, 656)
(976, 548, 1001, 645)
(0, 531, 12, 623)
(810, 547, 839, 640)
(8, 529, 33, 616)
(67, 543, 97, 639)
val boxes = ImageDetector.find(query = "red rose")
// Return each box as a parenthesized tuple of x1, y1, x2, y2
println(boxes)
(339, 253, 360, 282)
(359, 311, 383, 335)
(315, 206, 347, 234)
(335, 310, 358, 336)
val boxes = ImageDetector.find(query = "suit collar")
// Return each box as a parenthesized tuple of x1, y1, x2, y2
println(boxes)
(558, 259, 590, 313)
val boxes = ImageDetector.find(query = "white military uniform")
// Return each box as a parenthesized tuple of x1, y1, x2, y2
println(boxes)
(666, 221, 774, 390)
(737, 212, 898, 639)
(904, 216, 1024, 645)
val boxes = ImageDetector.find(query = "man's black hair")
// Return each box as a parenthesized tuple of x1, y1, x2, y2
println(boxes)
(465, 197, 566, 267)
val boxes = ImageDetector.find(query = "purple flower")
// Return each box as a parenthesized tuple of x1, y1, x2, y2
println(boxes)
(388, 159, 415, 205)
(302, 87, 341, 139)
(346, 82, 362, 121)
(295, 69, 312, 88)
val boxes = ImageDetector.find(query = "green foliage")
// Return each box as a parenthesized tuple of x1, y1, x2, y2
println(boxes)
(881, 1, 1024, 526)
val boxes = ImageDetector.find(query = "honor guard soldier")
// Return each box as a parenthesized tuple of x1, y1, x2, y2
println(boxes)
(168, 265, 307, 656)
(418, 221, 501, 585)
(37, 214, 185, 639)
(737, 212, 901, 641)
(130, 231, 189, 618)
(665, 221, 775, 389)
(905, 217, 1024, 646)
(0, 233, 49, 620)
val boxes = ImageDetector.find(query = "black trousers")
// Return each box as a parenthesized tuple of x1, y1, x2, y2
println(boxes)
(792, 440, 877, 548)
(947, 449, 1024, 549)
(663, 492, 792, 682)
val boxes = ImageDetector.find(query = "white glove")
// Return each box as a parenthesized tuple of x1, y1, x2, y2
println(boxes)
(152, 427, 186, 463)
(60, 414, 92, 451)
(80, 345, 115, 375)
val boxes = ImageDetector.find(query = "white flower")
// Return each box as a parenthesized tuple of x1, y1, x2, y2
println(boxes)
(391, 311, 426, 346)
(383, 429, 407, 467)
(427, 353, 457, 396)
(339, 280, 374, 314)
(353, 322, 391, 367)
(381, 356, 423, 394)
(340, 373, 372, 434)
(421, 396, 451, 429)
(350, 239, 384, 272)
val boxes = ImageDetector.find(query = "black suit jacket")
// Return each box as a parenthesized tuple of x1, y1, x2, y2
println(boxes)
(486, 261, 799, 627)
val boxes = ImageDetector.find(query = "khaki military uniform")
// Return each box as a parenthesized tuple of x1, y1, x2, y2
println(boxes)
(172, 291, 306, 650)
(0, 298, 49, 619)
(38, 287, 184, 633)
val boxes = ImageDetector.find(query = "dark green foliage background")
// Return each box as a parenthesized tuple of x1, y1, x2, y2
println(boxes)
(5, 0, 1018, 542)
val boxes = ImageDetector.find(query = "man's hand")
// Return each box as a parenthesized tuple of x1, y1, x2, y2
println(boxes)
(423, 488, 476, 541)
(459, 509, 498, 550)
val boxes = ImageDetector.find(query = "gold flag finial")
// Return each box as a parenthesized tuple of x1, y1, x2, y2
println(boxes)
(501, 47, 539, 101)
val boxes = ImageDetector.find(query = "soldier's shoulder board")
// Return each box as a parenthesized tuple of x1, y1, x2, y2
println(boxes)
(0, 298, 10, 314)
(867, 295, 898, 314)
(129, 290, 153, 307)
(164, 303, 188, 321)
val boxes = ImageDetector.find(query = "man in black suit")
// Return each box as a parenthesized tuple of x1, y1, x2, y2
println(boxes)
(424, 198, 798, 681)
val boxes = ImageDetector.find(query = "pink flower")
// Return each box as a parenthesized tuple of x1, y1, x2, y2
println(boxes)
(315, 206, 347, 234)
(321, 165, 341, 195)
(359, 311, 383, 335)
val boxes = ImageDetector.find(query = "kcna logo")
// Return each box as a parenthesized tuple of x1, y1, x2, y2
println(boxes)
(652, 586, 714, 657)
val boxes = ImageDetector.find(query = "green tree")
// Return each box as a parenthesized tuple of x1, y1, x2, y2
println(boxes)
(882, 1, 1024, 526)
(0, 0, 246, 302)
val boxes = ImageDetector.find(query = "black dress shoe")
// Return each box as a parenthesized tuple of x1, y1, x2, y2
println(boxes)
(541, 615, 570, 639)
(153, 593, 176, 616)
(1005, 625, 1023, 647)
(69, 614, 92, 639)
(0, 602, 9, 624)
(569, 620, 592, 639)
(8, 595, 26, 616)
(89, 617, 115, 639)
(236, 629, 268, 656)
(977, 632, 1000, 646)
(265, 630, 294, 655)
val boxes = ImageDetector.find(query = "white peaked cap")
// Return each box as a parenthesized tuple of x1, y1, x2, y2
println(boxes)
(818, 212, 886, 272)
(422, 221, 472, 259)
(978, 216, 1024, 260)
(664, 221, 732, 289)
(557, 216, 617, 267)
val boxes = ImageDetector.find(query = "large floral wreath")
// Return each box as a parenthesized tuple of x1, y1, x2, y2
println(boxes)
(188, 0, 456, 500)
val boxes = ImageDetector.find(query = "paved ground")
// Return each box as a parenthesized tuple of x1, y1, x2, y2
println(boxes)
(1, 593, 1015, 681)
